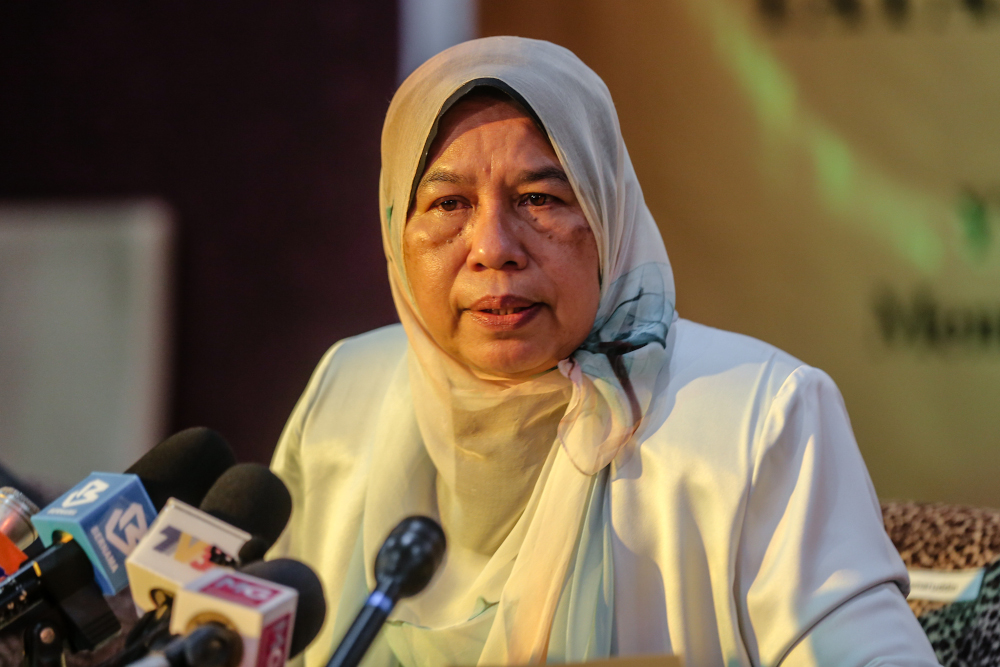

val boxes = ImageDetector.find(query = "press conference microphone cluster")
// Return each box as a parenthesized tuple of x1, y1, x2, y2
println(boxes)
(32, 427, 238, 594)
(1, 423, 425, 667)
(113, 462, 294, 665)
(0, 427, 237, 663)
(126, 461, 293, 610)
(128, 516, 443, 667)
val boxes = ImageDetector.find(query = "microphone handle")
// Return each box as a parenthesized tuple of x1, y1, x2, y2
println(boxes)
(125, 624, 243, 667)
(124, 658, 169, 667)
(325, 580, 400, 667)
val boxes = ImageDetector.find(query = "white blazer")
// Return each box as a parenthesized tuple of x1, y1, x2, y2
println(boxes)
(269, 319, 939, 667)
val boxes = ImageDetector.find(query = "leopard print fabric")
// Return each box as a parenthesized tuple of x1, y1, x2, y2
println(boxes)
(883, 501, 1000, 666)
(916, 560, 1000, 666)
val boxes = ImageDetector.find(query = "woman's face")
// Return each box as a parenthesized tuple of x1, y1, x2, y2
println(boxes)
(404, 97, 601, 379)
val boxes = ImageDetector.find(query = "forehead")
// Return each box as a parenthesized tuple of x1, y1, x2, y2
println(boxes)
(425, 96, 551, 170)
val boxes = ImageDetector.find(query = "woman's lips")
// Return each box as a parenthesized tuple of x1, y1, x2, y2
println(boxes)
(465, 296, 542, 329)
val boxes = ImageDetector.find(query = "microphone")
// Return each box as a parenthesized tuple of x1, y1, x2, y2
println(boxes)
(0, 429, 235, 662)
(30, 428, 236, 594)
(325, 516, 446, 667)
(241, 558, 326, 659)
(0, 486, 39, 578)
(130, 558, 326, 667)
(126, 463, 293, 613)
(125, 428, 240, 512)
(198, 464, 293, 566)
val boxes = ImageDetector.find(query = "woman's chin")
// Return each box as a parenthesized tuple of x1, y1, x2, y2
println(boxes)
(463, 345, 558, 380)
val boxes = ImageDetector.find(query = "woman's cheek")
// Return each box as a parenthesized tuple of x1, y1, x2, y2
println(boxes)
(411, 210, 466, 246)
(405, 229, 466, 313)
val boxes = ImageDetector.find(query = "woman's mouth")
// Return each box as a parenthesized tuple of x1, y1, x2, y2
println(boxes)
(466, 297, 541, 329)
(483, 307, 530, 316)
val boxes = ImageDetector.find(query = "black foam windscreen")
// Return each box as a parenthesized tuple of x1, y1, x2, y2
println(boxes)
(374, 516, 446, 599)
(126, 427, 237, 511)
(242, 558, 327, 658)
(237, 535, 271, 566)
(198, 463, 292, 548)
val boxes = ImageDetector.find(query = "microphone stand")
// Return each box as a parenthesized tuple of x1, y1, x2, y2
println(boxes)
(124, 624, 242, 667)
(22, 613, 67, 667)
(324, 516, 446, 667)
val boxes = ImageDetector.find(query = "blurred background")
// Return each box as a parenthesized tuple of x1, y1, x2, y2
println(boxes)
(1, 0, 998, 506)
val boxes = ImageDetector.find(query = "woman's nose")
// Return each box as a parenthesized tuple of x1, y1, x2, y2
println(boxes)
(467, 202, 528, 271)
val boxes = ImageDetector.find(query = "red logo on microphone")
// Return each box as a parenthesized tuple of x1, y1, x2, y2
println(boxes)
(200, 573, 283, 607)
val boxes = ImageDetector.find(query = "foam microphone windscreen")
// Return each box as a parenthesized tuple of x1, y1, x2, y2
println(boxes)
(126, 427, 237, 511)
(199, 463, 292, 549)
(242, 558, 327, 658)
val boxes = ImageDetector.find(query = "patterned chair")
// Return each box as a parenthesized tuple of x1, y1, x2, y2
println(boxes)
(883, 501, 1000, 665)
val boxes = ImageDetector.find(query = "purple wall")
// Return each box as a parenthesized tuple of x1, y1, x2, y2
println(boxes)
(0, 2, 399, 464)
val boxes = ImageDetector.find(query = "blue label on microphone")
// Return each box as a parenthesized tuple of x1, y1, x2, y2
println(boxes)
(32, 472, 156, 594)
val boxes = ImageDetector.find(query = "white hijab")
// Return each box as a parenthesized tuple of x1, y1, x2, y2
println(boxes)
(370, 36, 675, 664)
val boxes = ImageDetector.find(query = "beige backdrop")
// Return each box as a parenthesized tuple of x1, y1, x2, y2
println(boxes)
(482, 0, 1000, 506)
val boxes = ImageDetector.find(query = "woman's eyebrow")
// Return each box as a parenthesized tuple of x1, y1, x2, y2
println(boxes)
(518, 166, 569, 185)
(419, 168, 466, 188)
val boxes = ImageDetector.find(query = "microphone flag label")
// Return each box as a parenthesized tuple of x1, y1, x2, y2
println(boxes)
(31, 472, 156, 594)
(170, 568, 297, 667)
(62, 479, 111, 508)
(257, 613, 292, 667)
(0, 532, 28, 579)
(200, 573, 284, 608)
(126, 498, 251, 612)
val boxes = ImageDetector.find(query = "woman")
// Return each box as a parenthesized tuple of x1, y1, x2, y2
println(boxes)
(269, 37, 939, 666)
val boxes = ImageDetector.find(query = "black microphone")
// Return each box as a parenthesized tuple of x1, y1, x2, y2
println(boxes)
(126, 427, 240, 512)
(127, 462, 294, 610)
(325, 516, 446, 667)
(198, 463, 293, 566)
(30, 427, 237, 595)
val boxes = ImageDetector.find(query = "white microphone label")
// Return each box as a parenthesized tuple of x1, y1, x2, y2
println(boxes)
(907, 567, 985, 603)
(125, 498, 251, 611)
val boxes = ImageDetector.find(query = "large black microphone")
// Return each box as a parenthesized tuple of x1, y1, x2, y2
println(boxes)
(198, 463, 293, 565)
(325, 516, 446, 667)
(241, 558, 327, 658)
(126, 427, 240, 512)
(126, 463, 294, 612)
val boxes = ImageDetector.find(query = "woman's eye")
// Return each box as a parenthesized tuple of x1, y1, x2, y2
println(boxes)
(524, 193, 550, 207)
(438, 199, 460, 212)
